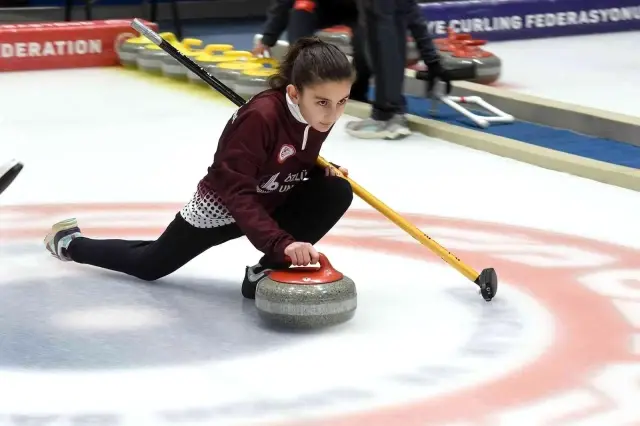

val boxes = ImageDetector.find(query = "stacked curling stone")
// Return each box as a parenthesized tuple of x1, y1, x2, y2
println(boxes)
(315, 26, 353, 55)
(182, 46, 280, 97)
(117, 31, 283, 98)
(210, 51, 262, 89)
(116, 32, 177, 69)
(255, 253, 357, 329)
(160, 38, 205, 80)
(134, 37, 203, 75)
(135, 44, 167, 74)
(434, 28, 501, 84)
(235, 58, 280, 100)
(187, 45, 237, 85)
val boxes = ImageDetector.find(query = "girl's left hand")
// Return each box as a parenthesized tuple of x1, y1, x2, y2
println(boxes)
(326, 166, 348, 178)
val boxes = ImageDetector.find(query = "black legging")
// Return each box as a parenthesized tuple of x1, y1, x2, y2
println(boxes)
(67, 175, 353, 281)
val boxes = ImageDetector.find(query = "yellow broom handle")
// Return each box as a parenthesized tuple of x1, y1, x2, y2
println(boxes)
(317, 156, 479, 282)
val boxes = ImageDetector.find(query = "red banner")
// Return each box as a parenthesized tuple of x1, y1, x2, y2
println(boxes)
(0, 19, 158, 72)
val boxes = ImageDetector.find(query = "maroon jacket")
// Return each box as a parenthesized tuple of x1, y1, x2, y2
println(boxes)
(199, 88, 333, 262)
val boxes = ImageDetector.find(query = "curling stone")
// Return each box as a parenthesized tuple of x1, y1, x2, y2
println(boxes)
(116, 32, 177, 68)
(212, 61, 263, 90)
(235, 68, 279, 99)
(187, 53, 239, 85)
(255, 253, 357, 329)
(203, 43, 234, 55)
(435, 29, 501, 85)
(434, 29, 471, 51)
(439, 42, 501, 85)
(160, 38, 204, 80)
(253, 57, 279, 69)
(316, 26, 352, 55)
(223, 50, 255, 60)
(136, 44, 167, 74)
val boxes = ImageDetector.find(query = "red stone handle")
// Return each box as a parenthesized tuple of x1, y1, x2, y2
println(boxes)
(460, 39, 487, 46)
(283, 252, 331, 270)
(273, 252, 343, 284)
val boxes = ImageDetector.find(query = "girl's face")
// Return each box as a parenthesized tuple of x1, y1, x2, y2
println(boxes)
(286, 80, 352, 132)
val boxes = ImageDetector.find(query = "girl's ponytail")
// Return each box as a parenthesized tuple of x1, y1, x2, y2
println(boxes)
(268, 36, 354, 91)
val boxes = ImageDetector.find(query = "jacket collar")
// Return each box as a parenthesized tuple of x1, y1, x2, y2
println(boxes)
(285, 92, 307, 124)
(285, 91, 310, 150)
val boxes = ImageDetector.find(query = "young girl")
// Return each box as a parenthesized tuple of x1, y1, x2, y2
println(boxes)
(44, 36, 355, 300)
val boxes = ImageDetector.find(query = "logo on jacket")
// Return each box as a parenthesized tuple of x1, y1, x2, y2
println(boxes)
(257, 173, 280, 193)
(277, 144, 296, 163)
(256, 170, 308, 194)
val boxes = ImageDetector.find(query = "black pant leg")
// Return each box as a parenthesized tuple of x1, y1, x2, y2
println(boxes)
(395, 5, 408, 114)
(358, 0, 407, 120)
(67, 176, 351, 277)
(286, 1, 350, 43)
(67, 214, 243, 281)
(286, 7, 320, 43)
(349, 22, 372, 102)
(259, 175, 353, 267)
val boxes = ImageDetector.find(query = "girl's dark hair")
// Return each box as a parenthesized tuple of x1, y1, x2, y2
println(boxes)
(268, 36, 355, 91)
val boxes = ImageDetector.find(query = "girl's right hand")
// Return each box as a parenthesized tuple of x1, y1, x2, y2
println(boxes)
(284, 242, 319, 266)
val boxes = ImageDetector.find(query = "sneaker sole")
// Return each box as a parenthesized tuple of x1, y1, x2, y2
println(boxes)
(345, 128, 412, 140)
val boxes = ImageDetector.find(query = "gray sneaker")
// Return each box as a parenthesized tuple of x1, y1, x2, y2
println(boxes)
(44, 218, 83, 261)
(241, 263, 272, 299)
(345, 114, 411, 140)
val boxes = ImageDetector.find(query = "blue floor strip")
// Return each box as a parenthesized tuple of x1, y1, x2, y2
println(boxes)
(403, 95, 640, 169)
